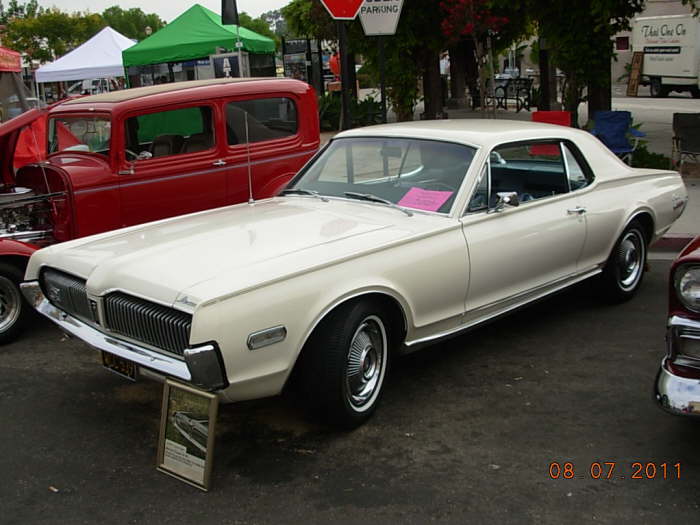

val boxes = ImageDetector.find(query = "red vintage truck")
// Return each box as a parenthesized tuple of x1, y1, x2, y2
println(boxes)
(0, 77, 320, 342)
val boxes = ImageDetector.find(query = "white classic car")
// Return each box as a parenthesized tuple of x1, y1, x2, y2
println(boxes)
(21, 120, 687, 428)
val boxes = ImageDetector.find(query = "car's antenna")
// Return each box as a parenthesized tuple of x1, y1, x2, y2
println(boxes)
(245, 111, 254, 205)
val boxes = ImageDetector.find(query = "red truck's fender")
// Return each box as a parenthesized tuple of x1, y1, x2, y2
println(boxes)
(0, 238, 39, 259)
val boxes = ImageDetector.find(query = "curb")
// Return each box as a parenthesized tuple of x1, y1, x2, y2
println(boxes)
(652, 233, 694, 253)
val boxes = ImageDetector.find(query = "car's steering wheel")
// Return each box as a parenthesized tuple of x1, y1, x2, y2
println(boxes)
(125, 149, 138, 161)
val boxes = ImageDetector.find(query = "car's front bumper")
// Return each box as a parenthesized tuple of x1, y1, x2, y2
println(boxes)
(20, 281, 227, 391)
(654, 315, 700, 416)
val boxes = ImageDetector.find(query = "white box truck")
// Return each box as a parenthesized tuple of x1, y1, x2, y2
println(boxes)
(632, 14, 700, 98)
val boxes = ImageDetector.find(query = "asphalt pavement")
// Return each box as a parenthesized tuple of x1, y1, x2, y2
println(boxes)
(2, 260, 698, 524)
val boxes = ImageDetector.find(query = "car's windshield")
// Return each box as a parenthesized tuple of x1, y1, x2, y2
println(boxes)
(290, 137, 477, 214)
(48, 115, 111, 157)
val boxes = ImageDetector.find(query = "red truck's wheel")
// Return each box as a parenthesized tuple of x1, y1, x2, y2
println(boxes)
(0, 263, 28, 344)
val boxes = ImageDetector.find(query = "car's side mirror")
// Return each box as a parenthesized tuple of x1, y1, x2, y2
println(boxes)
(137, 151, 153, 161)
(490, 191, 520, 213)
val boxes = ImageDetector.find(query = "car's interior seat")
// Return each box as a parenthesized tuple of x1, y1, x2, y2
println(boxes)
(183, 133, 212, 153)
(150, 134, 185, 157)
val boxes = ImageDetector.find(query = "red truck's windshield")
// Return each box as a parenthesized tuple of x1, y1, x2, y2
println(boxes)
(48, 115, 111, 157)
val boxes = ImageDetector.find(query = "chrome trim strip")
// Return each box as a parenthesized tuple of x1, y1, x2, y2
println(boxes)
(667, 315, 700, 363)
(22, 281, 192, 383)
(669, 315, 700, 333)
(654, 359, 700, 417)
(74, 150, 314, 195)
(404, 268, 602, 348)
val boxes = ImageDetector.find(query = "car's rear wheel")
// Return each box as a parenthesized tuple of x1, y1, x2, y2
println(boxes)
(599, 221, 647, 302)
(299, 299, 390, 429)
(0, 262, 29, 344)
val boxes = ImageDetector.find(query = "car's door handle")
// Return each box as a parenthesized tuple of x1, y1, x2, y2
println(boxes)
(212, 160, 226, 167)
(567, 207, 587, 215)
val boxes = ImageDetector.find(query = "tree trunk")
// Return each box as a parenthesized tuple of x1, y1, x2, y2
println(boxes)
(538, 45, 551, 111)
(448, 43, 467, 108)
(562, 71, 582, 128)
(464, 39, 479, 108)
(421, 50, 442, 120)
(587, 65, 612, 123)
(347, 52, 358, 100)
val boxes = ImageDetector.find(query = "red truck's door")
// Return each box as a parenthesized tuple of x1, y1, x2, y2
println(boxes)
(220, 95, 316, 203)
(118, 104, 227, 227)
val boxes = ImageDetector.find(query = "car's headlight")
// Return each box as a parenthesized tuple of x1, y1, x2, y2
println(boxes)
(675, 265, 700, 313)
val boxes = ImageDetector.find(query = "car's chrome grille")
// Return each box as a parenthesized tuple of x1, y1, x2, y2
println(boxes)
(103, 292, 192, 356)
(41, 268, 93, 322)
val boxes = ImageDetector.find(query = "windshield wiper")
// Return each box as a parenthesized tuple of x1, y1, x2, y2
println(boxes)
(344, 192, 413, 216)
(280, 188, 328, 202)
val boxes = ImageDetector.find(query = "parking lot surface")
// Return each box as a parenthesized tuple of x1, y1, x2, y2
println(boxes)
(2, 260, 698, 524)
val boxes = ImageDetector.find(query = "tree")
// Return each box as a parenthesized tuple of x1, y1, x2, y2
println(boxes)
(2, 8, 103, 62)
(441, 0, 509, 115)
(0, 0, 41, 24)
(101, 6, 164, 41)
(281, 0, 336, 41)
(529, 0, 645, 125)
(260, 9, 288, 37)
(239, 12, 279, 49)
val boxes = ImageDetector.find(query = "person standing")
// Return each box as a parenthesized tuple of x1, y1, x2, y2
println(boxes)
(440, 52, 450, 109)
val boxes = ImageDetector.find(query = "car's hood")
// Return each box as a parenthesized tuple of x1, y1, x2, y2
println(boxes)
(40, 197, 442, 307)
(0, 108, 46, 185)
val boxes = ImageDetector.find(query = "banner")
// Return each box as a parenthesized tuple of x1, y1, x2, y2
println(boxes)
(221, 0, 239, 26)
(0, 46, 21, 73)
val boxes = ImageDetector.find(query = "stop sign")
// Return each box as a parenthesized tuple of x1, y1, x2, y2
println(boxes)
(319, 0, 365, 20)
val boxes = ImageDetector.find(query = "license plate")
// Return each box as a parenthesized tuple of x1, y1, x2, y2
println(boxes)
(102, 352, 138, 381)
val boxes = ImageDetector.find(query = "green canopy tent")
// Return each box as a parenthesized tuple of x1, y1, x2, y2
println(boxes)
(122, 4, 275, 74)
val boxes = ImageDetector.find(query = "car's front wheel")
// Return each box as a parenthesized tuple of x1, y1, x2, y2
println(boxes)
(599, 221, 647, 302)
(300, 299, 390, 429)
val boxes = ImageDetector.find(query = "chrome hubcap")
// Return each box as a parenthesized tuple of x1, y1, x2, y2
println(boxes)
(345, 316, 387, 410)
(0, 276, 21, 333)
(617, 231, 644, 291)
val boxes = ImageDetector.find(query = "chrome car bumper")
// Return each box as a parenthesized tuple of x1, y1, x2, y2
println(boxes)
(20, 281, 227, 391)
(654, 315, 700, 417)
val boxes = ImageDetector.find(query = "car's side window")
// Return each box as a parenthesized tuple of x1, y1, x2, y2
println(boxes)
(124, 106, 214, 160)
(488, 141, 569, 204)
(226, 97, 298, 145)
(562, 143, 594, 191)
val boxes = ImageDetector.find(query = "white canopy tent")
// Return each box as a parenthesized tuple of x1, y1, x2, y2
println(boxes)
(35, 27, 135, 83)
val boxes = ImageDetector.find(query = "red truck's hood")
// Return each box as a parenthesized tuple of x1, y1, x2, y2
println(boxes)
(0, 108, 47, 185)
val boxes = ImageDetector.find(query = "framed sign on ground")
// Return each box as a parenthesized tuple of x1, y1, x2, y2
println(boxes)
(626, 51, 644, 97)
(157, 379, 219, 491)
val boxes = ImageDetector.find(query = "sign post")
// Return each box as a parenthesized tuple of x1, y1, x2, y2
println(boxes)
(359, 0, 404, 124)
(319, 1, 365, 130)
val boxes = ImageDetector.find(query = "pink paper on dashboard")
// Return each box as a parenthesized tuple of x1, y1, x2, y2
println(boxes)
(398, 187, 453, 212)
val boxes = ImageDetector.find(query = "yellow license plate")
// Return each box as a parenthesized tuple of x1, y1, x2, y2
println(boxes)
(102, 352, 137, 381)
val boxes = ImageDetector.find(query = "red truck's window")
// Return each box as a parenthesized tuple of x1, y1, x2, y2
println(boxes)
(226, 98, 298, 145)
(125, 106, 214, 158)
(48, 116, 111, 156)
